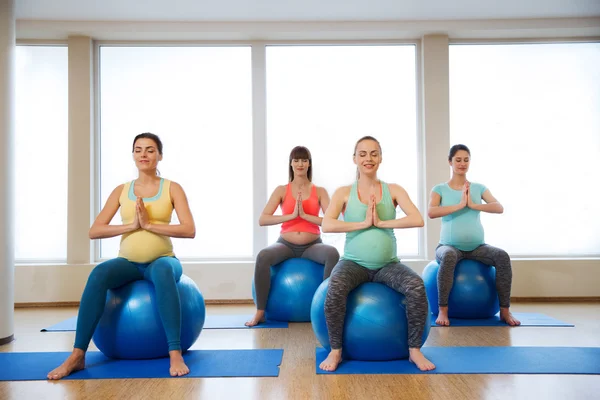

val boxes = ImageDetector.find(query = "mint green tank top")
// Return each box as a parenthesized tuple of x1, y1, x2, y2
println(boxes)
(342, 181, 398, 270)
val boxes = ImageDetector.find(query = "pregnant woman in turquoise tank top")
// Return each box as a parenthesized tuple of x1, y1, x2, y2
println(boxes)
(428, 144, 520, 327)
(319, 136, 435, 372)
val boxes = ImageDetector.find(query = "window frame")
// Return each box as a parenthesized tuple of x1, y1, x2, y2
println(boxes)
(92, 39, 425, 262)
(14, 41, 69, 264)
(448, 38, 600, 259)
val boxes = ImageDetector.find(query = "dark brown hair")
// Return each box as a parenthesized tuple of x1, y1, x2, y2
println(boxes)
(288, 146, 312, 182)
(448, 144, 470, 161)
(132, 132, 163, 175)
(132, 132, 163, 155)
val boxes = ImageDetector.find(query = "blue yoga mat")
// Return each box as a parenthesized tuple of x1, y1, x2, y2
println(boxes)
(41, 315, 288, 332)
(203, 315, 289, 329)
(41, 316, 78, 331)
(430, 312, 573, 327)
(315, 346, 600, 375)
(0, 349, 283, 381)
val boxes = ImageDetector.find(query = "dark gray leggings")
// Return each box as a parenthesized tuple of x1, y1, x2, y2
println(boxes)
(436, 244, 513, 308)
(324, 260, 429, 349)
(254, 237, 340, 310)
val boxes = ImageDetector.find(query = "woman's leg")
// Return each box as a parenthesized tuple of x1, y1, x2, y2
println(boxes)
(144, 256, 183, 352)
(300, 243, 340, 279)
(435, 245, 464, 326)
(374, 262, 435, 371)
(48, 258, 143, 380)
(320, 260, 371, 372)
(466, 244, 520, 326)
(144, 256, 188, 376)
(246, 242, 294, 326)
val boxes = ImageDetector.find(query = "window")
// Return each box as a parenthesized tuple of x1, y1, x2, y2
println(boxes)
(98, 46, 253, 260)
(450, 42, 600, 256)
(266, 45, 420, 257)
(15, 45, 69, 262)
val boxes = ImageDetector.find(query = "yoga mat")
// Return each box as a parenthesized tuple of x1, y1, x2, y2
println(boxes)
(0, 349, 284, 381)
(42, 315, 288, 332)
(430, 312, 573, 327)
(41, 316, 78, 332)
(203, 315, 289, 329)
(315, 346, 600, 375)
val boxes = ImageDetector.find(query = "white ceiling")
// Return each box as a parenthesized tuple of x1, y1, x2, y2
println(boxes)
(16, 0, 600, 22)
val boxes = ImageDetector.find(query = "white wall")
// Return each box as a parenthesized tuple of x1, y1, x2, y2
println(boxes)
(14, 259, 600, 303)
(13, 19, 600, 304)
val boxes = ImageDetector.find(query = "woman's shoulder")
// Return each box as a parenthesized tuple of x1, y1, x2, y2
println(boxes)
(164, 179, 188, 195)
(469, 181, 487, 191)
(432, 182, 448, 191)
(332, 184, 353, 197)
(313, 184, 328, 194)
(112, 182, 127, 194)
(268, 184, 289, 198)
(384, 182, 407, 193)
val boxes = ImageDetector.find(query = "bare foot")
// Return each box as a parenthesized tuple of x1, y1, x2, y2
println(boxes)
(409, 348, 436, 371)
(47, 349, 86, 380)
(435, 306, 450, 326)
(500, 308, 521, 326)
(169, 350, 190, 377)
(319, 349, 343, 372)
(245, 310, 266, 327)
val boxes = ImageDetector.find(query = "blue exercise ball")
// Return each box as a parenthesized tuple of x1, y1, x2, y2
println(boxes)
(311, 279, 431, 361)
(252, 258, 324, 322)
(422, 259, 500, 318)
(92, 274, 205, 359)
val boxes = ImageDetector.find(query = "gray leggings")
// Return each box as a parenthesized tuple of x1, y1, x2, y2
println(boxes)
(436, 244, 513, 308)
(254, 237, 340, 310)
(324, 260, 429, 349)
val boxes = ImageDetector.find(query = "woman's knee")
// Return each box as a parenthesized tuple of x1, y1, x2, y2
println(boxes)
(87, 258, 126, 286)
(408, 277, 427, 299)
(326, 271, 354, 301)
(148, 257, 181, 282)
(255, 248, 275, 271)
(495, 249, 511, 266)
(326, 247, 340, 264)
(438, 249, 458, 267)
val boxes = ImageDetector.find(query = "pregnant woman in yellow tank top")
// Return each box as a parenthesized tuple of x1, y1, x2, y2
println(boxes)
(48, 133, 196, 380)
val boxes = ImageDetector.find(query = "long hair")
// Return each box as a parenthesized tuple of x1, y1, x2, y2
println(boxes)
(288, 146, 312, 182)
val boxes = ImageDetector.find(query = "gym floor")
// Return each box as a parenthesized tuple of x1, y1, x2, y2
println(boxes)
(1, 302, 599, 400)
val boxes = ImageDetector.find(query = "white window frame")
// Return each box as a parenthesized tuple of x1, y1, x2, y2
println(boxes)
(448, 37, 600, 259)
(14, 40, 69, 265)
(92, 39, 425, 262)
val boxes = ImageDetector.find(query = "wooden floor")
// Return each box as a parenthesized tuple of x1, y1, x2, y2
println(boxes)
(1, 302, 599, 400)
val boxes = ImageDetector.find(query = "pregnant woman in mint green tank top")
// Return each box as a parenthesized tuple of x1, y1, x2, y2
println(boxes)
(428, 144, 520, 327)
(318, 136, 435, 373)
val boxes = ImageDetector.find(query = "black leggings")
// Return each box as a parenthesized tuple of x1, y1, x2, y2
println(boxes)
(436, 244, 513, 308)
(324, 259, 429, 349)
(254, 237, 339, 310)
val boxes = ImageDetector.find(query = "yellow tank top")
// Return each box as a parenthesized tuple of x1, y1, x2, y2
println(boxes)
(118, 178, 175, 263)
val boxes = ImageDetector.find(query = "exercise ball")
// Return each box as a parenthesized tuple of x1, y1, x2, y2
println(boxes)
(311, 279, 431, 361)
(92, 274, 205, 359)
(252, 258, 324, 322)
(422, 259, 500, 318)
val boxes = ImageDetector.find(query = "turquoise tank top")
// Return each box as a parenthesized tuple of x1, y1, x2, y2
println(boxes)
(342, 181, 398, 270)
(432, 182, 487, 251)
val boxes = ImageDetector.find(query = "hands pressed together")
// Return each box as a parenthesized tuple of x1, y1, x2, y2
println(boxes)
(362, 194, 382, 229)
(292, 191, 307, 219)
(460, 181, 477, 210)
(132, 197, 151, 231)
